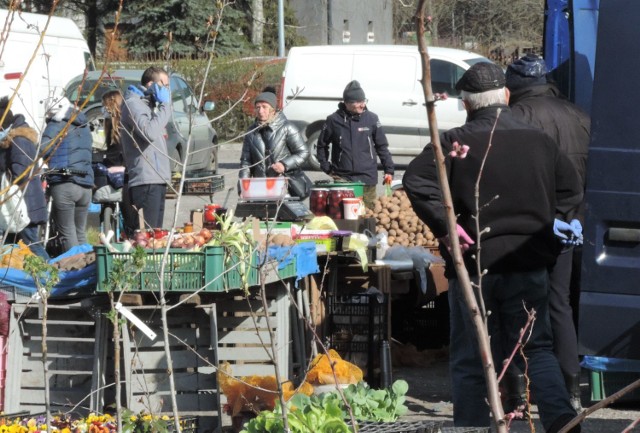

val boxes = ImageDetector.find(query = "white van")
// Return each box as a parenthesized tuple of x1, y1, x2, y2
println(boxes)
(0, 9, 94, 133)
(280, 45, 491, 168)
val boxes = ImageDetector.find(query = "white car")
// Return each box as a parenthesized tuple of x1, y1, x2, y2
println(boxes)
(280, 45, 492, 169)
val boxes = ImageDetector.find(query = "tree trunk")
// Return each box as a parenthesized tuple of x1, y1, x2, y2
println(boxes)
(251, 0, 264, 52)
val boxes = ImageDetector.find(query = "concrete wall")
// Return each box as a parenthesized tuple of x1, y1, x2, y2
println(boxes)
(289, 0, 393, 46)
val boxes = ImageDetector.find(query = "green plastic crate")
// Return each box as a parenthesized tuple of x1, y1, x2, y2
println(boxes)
(223, 249, 260, 289)
(590, 370, 640, 402)
(326, 181, 365, 197)
(277, 258, 296, 279)
(96, 245, 225, 292)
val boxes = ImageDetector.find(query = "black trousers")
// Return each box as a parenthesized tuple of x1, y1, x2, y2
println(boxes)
(127, 183, 167, 233)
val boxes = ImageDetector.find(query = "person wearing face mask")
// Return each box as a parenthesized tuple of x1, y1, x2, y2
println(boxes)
(239, 87, 311, 199)
(316, 80, 395, 208)
(119, 66, 172, 234)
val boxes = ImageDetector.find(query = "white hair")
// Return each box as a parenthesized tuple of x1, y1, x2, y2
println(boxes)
(461, 88, 508, 111)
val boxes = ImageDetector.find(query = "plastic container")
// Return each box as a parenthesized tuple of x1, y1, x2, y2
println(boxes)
(239, 177, 287, 199)
(342, 197, 362, 220)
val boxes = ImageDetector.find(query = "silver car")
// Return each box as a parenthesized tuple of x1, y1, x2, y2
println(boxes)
(64, 69, 218, 173)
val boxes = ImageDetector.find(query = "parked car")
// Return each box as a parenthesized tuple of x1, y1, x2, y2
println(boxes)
(64, 70, 218, 173)
(280, 45, 491, 169)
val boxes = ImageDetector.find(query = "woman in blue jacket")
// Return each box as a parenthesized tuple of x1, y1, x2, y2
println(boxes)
(0, 97, 49, 258)
(41, 97, 94, 252)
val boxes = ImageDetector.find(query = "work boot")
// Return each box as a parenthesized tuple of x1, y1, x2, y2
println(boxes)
(565, 372, 583, 412)
(502, 373, 530, 421)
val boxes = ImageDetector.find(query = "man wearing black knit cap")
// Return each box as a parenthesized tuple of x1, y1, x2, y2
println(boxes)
(403, 62, 583, 433)
(316, 80, 395, 208)
(505, 53, 590, 412)
(239, 87, 311, 198)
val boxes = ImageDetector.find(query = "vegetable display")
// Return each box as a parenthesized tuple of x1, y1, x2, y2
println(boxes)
(365, 190, 438, 248)
(240, 379, 410, 433)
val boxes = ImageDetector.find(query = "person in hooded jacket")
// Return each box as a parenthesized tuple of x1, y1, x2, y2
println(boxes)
(239, 88, 311, 199)
(41, 96, 94, 252)
(0, 96, 49, 259)
(119, 66, 172, 235)
(316, 80, 395, 208)
(505, 54, 591, 412)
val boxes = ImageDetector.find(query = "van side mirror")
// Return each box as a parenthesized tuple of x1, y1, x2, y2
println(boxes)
(202, 101, 215, 112)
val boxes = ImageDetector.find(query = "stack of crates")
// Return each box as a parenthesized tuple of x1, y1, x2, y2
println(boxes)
(328, 291, 388, 386)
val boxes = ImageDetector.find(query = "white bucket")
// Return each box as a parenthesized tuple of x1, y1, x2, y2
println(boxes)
(342, 197, 362, 220)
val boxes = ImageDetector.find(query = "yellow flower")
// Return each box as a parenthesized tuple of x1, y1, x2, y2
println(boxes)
(161, 416, 169, 421)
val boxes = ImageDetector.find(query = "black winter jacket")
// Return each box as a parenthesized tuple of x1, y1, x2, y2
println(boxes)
(317, 104, 394, 185)
(41, 108, 94, 188)
(509, 83, 590, 221)
(0, 115, 48, 225)
(239, 112, 309, 179)
(402, 105, 583, 278)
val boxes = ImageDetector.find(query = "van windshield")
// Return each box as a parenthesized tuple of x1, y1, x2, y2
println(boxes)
(65, 76, 137, 106)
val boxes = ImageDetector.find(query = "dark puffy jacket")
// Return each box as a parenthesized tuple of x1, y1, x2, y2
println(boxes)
(41, 108, 94, 187)
(317, 103, 394, 185)
(509, 83, 590, 221)
(403, 105, 583, 278)
(0, 115, 48, 225)
(239, 111, 309, 178)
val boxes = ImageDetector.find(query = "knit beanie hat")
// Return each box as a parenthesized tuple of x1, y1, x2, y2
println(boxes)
(255, 91, 277, 108)
(506, 54, 548, 91)
(343, 80, 366, 102)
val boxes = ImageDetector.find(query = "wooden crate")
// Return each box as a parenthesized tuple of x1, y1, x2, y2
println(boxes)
(121, 304, 221, 431)
(214, 285, 291, 379)
(4, 300, 109, 414)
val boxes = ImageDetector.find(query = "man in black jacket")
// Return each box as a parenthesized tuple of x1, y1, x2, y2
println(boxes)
(316, 80, 394, 207)
(506, 54, 591, 412)
(402, 62, 582, 433)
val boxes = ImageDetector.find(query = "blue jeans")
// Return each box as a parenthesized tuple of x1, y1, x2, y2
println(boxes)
(50, 182, 92, 252)
(448, 269, 576, 431)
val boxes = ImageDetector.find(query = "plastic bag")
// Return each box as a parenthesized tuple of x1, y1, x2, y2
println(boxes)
(383, 246, 445, 294)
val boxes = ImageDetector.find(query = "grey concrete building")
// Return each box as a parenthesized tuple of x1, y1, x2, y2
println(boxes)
(290, 0, 393, 46)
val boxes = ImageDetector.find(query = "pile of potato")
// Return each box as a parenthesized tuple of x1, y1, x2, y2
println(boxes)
(365, 190, 439, 248)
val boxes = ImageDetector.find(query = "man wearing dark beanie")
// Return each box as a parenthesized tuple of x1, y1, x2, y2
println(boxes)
(316, 80, 394, 208)
(505, 54, 591, 414)
(239, 87, 311, 199)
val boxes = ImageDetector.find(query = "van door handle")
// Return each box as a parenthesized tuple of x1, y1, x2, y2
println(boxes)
(402, 100, 418, 106)
(608, 228, 640, 242)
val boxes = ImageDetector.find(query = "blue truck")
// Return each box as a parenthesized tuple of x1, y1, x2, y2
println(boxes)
(545, 0, 640, 367)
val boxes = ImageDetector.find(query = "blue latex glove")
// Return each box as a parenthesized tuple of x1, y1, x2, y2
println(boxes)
(150, 83, 171, 104)
(569, 219, 583, 245)
(554, 218, 583, 246)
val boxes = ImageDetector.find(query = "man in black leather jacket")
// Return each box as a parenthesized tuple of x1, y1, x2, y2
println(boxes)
(316, 80, 394, 207)
(240, 89, 310, 199)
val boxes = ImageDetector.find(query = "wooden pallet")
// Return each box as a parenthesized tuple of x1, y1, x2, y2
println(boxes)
(4, 300, 108, 414)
